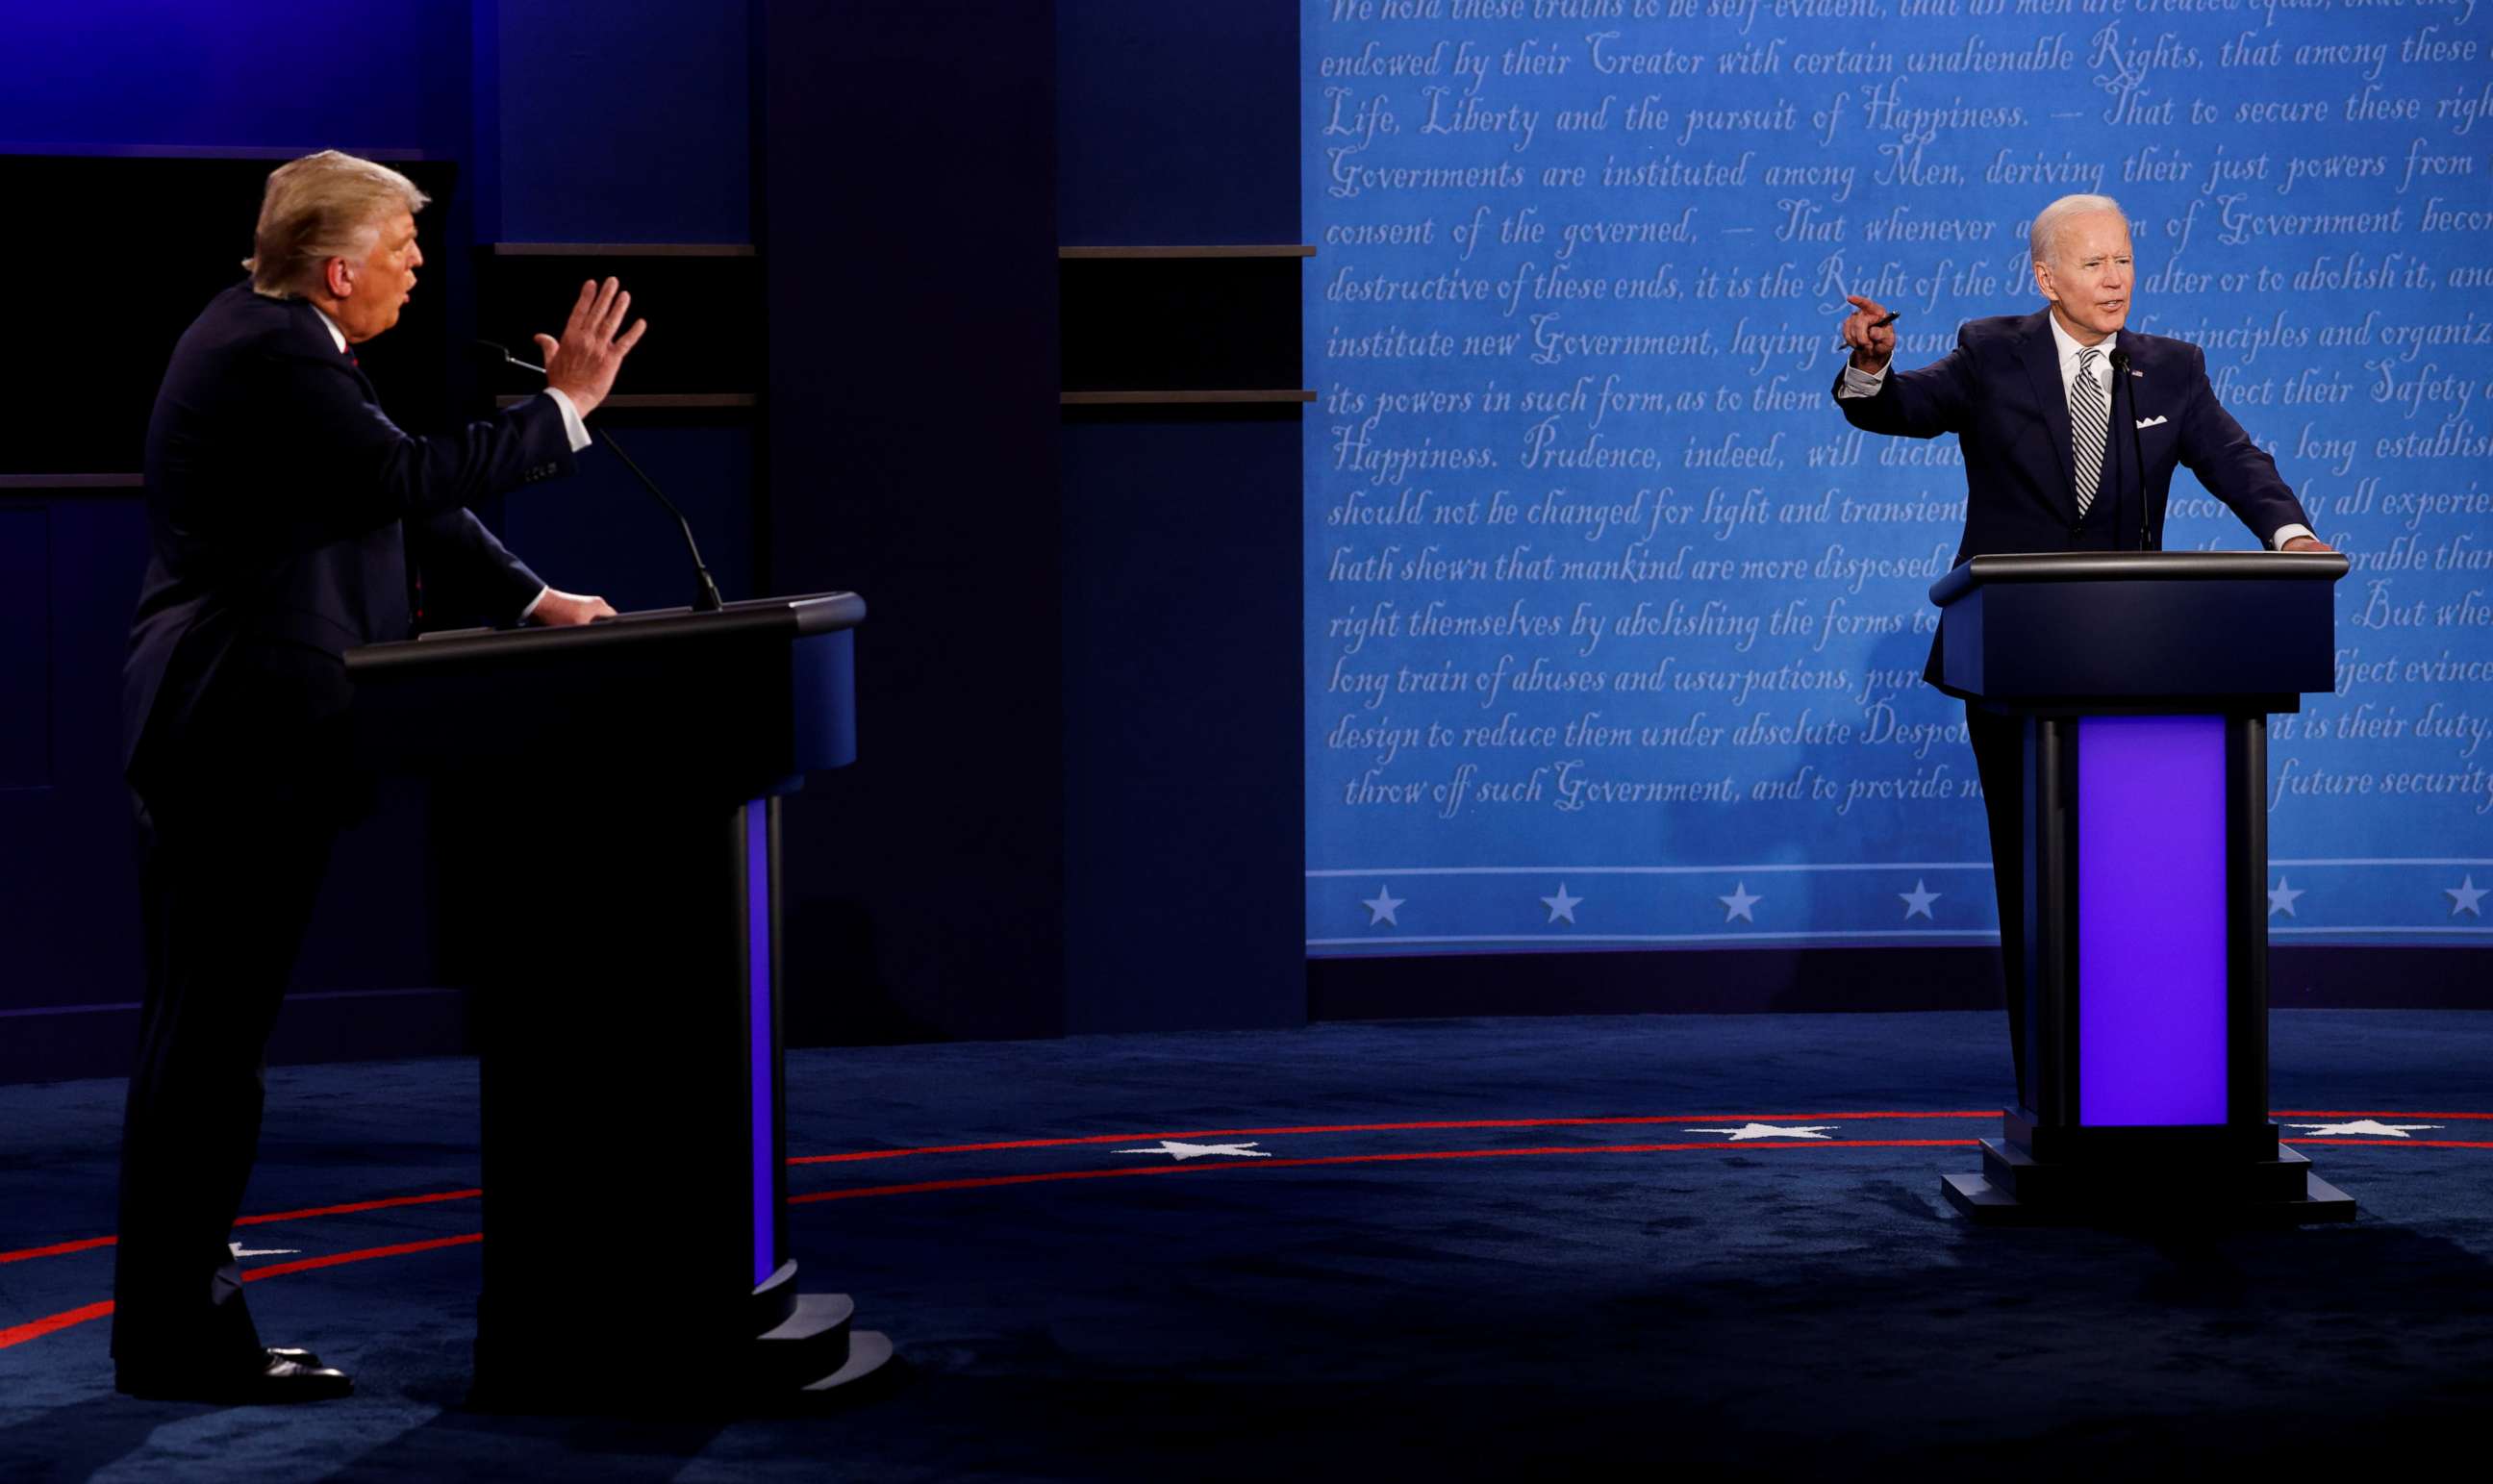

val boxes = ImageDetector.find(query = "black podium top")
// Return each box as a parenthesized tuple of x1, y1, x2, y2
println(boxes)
(347, 591, 867, 675)
(345, 591, 867, 794)
(1926, 551, 2347, 708)
(1928, 551, 2347, 607)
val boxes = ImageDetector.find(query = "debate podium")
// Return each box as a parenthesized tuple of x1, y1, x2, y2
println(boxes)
(1928, 552, 2356, 1225)
(344, 591, 892, 1407)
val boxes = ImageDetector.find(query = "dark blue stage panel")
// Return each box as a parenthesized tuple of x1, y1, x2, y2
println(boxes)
(0, 509, 44, 791)
(0, 2, 465, 153)
(1300, 2, 2493, 960)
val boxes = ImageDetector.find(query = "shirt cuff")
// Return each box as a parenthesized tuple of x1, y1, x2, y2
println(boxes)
(542, 388, 592, 453)
(517, 585, 551, 622)
(1836, 363, 1888, 399)
(2270, 524, 2316, 549)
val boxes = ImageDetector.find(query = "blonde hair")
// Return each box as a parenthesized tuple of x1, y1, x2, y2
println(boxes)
(244, 150, 429, 298)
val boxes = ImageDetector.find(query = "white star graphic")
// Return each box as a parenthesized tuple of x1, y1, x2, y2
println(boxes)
(1113, 1140, 1272, 1161)
(230, 1243, 301, 1259)
(2285, 1119, 2442, 1139)
(1362, 885, 1404, 927)
(2447, 876, 2485, 917)
(1718, 881, 1762, 923)
(2268, 876, 2304, 918)
(1541, 882, 1582, 924)
(1684, 1122, 1837, 1142)
(1899, 880, 1940, 920)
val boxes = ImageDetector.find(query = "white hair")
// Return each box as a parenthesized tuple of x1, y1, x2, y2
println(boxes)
(244, 150, 429, 298)
(2028, 193, 2125, 265)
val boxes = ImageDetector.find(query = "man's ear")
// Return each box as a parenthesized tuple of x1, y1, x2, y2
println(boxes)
(324, 257, 353, 298)
(2030, 259, 2055, 303)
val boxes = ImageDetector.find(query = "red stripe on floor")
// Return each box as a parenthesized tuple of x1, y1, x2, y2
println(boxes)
(0, 1301, 114, 1351)
(240, 1233, 480, 1282)
(788, 1114, 2003, 1166)
(2285, 1137, 2493, 1148)
(2273, 1111, 2493, 1120)
(0, 1189, 481, 1268)
(10, 1112, 2491, 1271)
(792, 1137, 1984, 1202)
(233, 1189, 482, 1229)
(0, 1236, 116, 1266)
(0, 1234, 481, 1352)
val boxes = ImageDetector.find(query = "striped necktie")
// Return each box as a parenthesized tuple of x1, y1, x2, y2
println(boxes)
(2070, 346, 2105, 518)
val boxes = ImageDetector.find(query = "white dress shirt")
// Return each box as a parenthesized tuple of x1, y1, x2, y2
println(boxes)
(1837, 314, 2313, 549)
(311, 306, 590, 617)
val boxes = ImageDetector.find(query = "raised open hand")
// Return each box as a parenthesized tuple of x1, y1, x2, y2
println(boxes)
(535, 278, 648, 418)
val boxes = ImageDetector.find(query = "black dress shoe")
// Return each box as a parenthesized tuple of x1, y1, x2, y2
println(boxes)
(118, 1348, 353, 1403)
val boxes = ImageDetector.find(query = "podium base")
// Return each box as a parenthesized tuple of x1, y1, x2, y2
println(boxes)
(470, 1291, 897, 1414)
(764, 1293, 900, 1396)
(801, 1328, 896, 1395)
(1942, 1156, 2358, 1228)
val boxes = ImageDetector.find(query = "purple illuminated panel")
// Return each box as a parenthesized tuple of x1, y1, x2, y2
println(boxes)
(746, 798, 776, 1286)
(2078, 716, 2229, 1125)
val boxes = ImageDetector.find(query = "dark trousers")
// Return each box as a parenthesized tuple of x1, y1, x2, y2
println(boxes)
(1964, 701, 2027, 1106)
(113, 777, 337, 1378)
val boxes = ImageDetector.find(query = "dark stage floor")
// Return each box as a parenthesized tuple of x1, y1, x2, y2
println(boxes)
(4, 1010, 2489, 1479)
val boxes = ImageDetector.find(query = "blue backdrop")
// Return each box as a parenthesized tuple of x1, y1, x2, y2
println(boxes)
(1302, 1, 2493, 956)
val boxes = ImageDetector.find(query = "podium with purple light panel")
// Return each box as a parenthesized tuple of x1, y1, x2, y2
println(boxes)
(1930, 551, 2356, 1224)
(346, 591, 893, 1406)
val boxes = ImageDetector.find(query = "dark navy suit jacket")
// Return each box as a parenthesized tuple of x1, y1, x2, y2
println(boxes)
(1831, 308, 2310, 684)
(124, 281, 575, 796)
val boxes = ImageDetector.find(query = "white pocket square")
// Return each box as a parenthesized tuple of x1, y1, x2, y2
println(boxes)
(2134, 415, 2168, 429)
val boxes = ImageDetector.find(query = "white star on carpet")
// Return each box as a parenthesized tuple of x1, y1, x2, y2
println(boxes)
(1362, 885, 1404, 927)
(1541, 883, 1582, 924)
(1899, 880, 1940, 920)
(2284, 1119, 2441, 1139)
(1684, 1122, 1836, 1142)
(230, 1243, 300, 1258)
(1718, 881, 1761, 923)
(2268, 876, 2304, 918)
(1114, 1141, 1272, 1161)
(2447, 876, 2485, 917)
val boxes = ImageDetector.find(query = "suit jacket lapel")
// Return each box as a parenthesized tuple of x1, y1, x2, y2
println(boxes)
(2018, 309, 2077, 520)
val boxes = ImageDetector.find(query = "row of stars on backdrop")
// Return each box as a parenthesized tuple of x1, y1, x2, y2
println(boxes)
(1354, 875, 2493, 927)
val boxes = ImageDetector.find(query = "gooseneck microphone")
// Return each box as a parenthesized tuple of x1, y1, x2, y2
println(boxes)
(477, 340, 725, 614)
(2107, 346, 2153, 552)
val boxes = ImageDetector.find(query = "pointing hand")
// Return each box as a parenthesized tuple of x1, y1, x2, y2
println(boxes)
(1838, 294, 1898, 374)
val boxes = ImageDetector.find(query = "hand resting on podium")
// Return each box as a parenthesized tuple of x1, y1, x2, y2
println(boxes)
(528, 589, 618, 626)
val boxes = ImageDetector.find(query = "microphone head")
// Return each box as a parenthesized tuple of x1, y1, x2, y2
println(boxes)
(472, 340, 547, 377)
(2107, 346, 2131, 372)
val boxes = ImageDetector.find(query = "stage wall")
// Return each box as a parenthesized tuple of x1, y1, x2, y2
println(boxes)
(1302, 0, 2493, 956)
